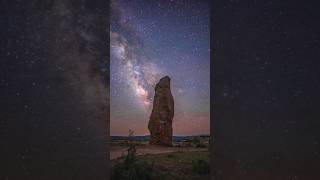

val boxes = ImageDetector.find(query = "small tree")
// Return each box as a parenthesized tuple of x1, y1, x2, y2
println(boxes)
(124, 129, 136, 166)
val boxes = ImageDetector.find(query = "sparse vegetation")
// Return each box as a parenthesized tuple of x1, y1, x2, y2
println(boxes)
(111, 130, 156, 180)
(167, 153, 175, 158)
(192, 159, 209, 174)
(191, 137, 206, 148)
(111, 131, 210, 180)
(112, 151, 209, 180)
(111, 158, 155, 180)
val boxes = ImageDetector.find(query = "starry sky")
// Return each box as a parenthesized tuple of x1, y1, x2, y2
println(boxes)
(110, 0, 210, 136)
(1, 0, 320, 180)
(0, 1, 108, 179)
(212, 1, 320, 179)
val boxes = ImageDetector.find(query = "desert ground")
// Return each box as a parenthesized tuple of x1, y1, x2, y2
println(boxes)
(111, 148, 209, 180)
(110, 145, 208, 160)
(110, 138, 210, 180)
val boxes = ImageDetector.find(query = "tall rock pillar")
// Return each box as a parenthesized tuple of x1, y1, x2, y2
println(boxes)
(148, 76, 174, 146)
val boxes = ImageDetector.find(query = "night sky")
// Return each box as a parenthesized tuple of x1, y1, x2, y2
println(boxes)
(1, 0, 320, 180)
(212, 1, 320, 179)
(0, 1, 108, 179)
(110, 0, 210, 136)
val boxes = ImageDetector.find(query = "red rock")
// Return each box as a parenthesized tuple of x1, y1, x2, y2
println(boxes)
(148, 76, 174, 146)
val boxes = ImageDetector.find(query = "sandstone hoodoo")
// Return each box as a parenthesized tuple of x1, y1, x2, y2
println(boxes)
(148, 76, 174, 146)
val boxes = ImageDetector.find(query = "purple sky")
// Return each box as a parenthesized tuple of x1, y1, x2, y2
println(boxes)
(110, 0, 210, 136)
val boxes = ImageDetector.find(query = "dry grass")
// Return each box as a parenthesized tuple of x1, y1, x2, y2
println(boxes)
(111, 150, 209, 180)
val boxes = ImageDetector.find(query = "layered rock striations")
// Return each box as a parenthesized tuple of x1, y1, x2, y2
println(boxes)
(148, 76, 174, 146)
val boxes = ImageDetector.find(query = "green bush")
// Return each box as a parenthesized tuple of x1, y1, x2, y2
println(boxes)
(192, 159, 209, 174)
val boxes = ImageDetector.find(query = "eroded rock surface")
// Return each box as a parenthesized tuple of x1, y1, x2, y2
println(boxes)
(148, 76, 174, 146)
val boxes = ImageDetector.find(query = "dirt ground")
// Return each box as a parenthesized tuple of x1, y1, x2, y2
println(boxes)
(110, 145, 207, 160)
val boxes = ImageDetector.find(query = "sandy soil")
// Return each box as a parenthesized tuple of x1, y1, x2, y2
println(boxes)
(110, 145, 207, 160)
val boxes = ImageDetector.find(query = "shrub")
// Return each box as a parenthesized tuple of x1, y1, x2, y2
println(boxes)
(111, 159, 154, 180)
(191, 137, 206, 148)
(192, 159, 209, 174)
(191, 137, 200, 146)
(111, 129, 155, 180)
(167, 153, 175, 158)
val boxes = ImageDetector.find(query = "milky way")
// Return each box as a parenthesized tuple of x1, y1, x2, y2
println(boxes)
(110, 0, 165, 110)
(110, 30, 159, 108)
(110, 0, 211, 136)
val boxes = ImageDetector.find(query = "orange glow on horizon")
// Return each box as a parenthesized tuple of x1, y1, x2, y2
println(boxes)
(110, 113, 210, 136)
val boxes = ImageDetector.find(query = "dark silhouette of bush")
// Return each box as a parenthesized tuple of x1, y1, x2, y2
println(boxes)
(191, 137, 206, 148)
(111, 158, 154, 180)
(192, 159, 209, 174)
(111, 129, 155, 180)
